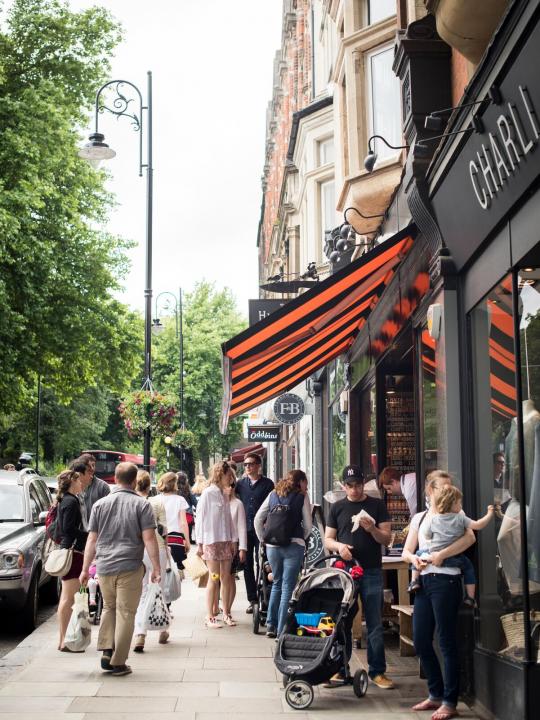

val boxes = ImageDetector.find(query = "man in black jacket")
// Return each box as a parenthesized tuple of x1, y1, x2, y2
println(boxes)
(235, 453, 273, 613)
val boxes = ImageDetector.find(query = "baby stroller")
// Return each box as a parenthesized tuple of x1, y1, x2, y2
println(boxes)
(252, 543, 273, 634)
(275, 554, 368, 710)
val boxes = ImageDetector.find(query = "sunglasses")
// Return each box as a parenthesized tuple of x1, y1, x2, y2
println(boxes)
(244, 461, 256, 466)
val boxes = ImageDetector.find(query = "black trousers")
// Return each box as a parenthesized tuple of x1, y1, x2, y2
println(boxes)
(243, 529, 260, 602)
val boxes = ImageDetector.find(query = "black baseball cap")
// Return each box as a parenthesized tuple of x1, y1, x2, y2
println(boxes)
(342, 465, 365, 484)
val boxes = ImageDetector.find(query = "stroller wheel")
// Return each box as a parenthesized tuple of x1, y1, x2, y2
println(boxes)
(284, 680, 314, 710)
(353, 669, 368, 698)
(252, 604, 260, 634)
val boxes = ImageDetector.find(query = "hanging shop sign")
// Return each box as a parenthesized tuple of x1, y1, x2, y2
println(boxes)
(248, 299, 286, 326)
(431, 12, 540, 270)
(273, 393, 305, 425)
(305, 506, 325, 566)
(247, 425, 280, 443)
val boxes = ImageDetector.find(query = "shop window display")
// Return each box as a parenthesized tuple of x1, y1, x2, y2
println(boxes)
(470, 273, 540, 661)
(330, 400, 346, 487)
(359, 385, 377, 482)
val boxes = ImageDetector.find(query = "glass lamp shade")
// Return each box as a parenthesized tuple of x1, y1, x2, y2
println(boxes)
(78, 132, 116, 168)
(151, 319, 165, 335)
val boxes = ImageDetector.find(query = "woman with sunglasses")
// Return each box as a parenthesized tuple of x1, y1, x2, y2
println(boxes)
(195, 461, 237, 628)
(223, 472, 247, 621)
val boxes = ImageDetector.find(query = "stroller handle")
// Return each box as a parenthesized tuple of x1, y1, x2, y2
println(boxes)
(308, 553, 360, 569)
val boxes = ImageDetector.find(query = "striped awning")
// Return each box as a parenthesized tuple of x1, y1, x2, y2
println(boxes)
(221, 226, 416, 430)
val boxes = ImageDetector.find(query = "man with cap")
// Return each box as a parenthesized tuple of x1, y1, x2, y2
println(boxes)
(324, 464, 393, 689)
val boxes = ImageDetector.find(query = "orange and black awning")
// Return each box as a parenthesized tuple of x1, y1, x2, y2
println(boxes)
(221, 226, 416, 430)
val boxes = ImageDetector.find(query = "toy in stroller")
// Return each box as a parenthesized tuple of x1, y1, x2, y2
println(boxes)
(87, 564, 103, 626)
(252, 543, 273, 634)
(274, 554, 368, 710)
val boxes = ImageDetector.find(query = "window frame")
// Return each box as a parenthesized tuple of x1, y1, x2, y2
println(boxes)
(365, 42, 402, 164)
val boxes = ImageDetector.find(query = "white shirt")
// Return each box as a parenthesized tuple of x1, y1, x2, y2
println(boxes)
(401, 473, 417, 516)
(229, 497, 247, 551)
(409, 511, 460, 575)
(195, 484, 235, 545)
(160, 493, 188, 534)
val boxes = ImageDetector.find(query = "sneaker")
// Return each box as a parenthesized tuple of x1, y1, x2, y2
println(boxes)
(266, 625, 277, 638)
(246, 603, 254, 614)
(100, 650, 113, 672)
(111, 664, 132, 677)
(371, 673, 394, 689)
(159, 631, 169, 644)
(408, 579, 422, 593)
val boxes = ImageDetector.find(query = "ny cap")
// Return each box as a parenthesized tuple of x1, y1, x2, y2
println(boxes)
(342, 465, 365, 484)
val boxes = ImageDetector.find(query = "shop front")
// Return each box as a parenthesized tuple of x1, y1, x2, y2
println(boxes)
(427, 2, 540, 717)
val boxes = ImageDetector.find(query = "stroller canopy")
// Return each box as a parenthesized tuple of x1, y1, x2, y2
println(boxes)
(291, 567, 356, 608)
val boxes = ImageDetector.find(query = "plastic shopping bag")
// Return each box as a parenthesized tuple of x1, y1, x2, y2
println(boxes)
(164, 559, 182, 604)
(64, 588, 92, 652)
(142, 582, 170, 632)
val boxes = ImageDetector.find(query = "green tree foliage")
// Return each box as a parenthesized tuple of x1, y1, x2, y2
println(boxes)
(152, 282, 246, 468)
(0, 0, 138, 416)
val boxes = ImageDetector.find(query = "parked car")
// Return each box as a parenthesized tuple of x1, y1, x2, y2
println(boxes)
(0, 468, 58, 630)
(42, 476, 58, 498)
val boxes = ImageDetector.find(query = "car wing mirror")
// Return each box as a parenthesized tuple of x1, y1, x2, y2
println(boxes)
(37, 510, 48, 525)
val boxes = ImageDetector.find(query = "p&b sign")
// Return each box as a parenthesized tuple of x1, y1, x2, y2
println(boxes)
(273, 393, 305, 425)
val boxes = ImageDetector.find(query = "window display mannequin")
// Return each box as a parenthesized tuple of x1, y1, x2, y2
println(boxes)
(527, 420, 540, 584)
(504, 399, 540, 506)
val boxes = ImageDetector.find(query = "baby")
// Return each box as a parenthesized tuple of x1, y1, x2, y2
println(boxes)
(409, 485, 494, 606)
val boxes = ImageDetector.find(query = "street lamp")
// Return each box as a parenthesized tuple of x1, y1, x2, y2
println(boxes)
(164, 435, 172, 470)
(152, 288, 185, 428)
(79, 73, 154, 470)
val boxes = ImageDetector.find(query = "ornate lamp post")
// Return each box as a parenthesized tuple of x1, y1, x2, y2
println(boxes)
(79, 73, 154, 470)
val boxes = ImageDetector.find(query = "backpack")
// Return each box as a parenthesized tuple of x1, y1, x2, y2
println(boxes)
(45, 503, 61, 545)
(262, 492, 299, 547)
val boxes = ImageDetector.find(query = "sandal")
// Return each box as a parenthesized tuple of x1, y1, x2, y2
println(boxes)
(223, 614, 237, 626)
(412, 699, 442, 712)
(431, 707, 459, 720)
(205, 616, 223, 629)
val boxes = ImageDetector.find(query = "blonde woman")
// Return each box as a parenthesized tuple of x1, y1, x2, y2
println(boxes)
(192, 474, 209, 499)
(158, 472, 191, 568)
(133, 471, 170, 652)
(195, 461, 237, 628)
(223, 471, 247, 621)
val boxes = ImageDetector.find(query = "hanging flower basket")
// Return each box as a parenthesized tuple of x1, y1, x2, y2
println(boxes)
(169, 427, 196, 449)
(119, 391, 178, 439)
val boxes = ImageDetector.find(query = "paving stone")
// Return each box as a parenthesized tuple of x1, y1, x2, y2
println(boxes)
(219, 680, 284, 698)
(175, 697, 286, 714)
(0, 697, 74, 712)
(183, 667, 277, 682)
(96, 680, 218, 697)
(68, 696, 177, 713)
(0, 681, 100, 697)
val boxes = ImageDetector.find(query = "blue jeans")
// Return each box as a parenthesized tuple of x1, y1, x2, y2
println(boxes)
(417, 549, 475, 586)
(413, 573, 462, 709)
(343, 568, 386, 678)
(266, 543, 304, 634)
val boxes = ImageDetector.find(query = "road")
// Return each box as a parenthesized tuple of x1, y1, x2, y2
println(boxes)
(0, 600, 57, 658)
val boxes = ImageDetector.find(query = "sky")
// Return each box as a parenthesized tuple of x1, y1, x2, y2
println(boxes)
(69, 0, 283, 320)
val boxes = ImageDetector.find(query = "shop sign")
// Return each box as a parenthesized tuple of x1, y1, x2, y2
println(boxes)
(431, 14, 540, 270)
(248, 299, 286, 326)
(247, 425, 280, 442)
(273, 393, 305, 424)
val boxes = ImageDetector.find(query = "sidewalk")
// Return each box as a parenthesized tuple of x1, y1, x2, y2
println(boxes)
(0, 575, 483, 720)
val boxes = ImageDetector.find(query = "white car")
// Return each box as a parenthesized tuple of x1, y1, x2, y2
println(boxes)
(0, 468, 58, 630)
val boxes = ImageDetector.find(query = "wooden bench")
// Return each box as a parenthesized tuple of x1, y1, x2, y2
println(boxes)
(391, 604, 416, 656)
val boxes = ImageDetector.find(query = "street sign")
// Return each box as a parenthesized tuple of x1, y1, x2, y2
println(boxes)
(248, 299, 286, 325)
(247, 425, 280, 443)
(273, 393, 305, 425)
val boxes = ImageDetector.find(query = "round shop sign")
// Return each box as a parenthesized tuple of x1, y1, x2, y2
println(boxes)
(273, 393, 305, 425)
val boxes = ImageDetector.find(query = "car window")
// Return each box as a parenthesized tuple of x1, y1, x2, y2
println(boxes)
(28, 485, 41, 523)
(34, 479, 52, 510)
(0, 485, 25, 521)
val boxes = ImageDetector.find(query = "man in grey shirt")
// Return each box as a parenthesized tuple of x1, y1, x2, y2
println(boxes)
(80, 462, 160, 676)
(76, 453, 111, 519)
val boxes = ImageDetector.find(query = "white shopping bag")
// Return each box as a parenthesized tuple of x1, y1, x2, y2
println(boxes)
(164, 558, 182, 604)
(142, 582, 171, 632)
(64, 588, 92, 652)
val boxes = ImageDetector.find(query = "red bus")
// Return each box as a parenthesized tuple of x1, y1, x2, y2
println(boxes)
(82, 450, 157, 484)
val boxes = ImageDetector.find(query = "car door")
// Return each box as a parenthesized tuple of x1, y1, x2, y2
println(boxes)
(29, 481, 49, 583)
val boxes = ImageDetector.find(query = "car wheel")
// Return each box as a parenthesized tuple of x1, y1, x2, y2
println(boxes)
(41, 575, 61, 605)
(21, 572, 39, 632)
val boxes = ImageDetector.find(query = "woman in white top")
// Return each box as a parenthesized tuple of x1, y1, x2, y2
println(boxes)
(158, 472, 191, 569)
(133, 471, 170, 651)
(402, 471, 475, 720)
(195, 460, 237, 628)
(222, 471, 247, 622)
